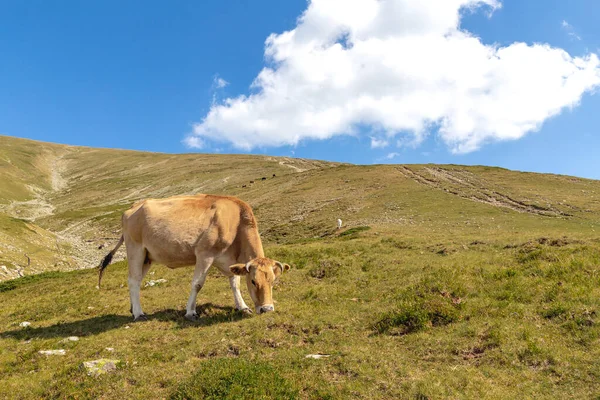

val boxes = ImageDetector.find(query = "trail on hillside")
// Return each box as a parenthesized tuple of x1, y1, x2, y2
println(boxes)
(0, 152, 70, 221)
(279, 160, 307, 172)
(397, 166, 571, 217)
(0, 150, 118, 277)
(0, 186, 55, 221)
(51, 153, 69, 191)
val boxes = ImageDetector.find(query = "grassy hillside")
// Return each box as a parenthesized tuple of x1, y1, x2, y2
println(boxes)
(0, 135, 336, 277)
(1, 135, 600, 398)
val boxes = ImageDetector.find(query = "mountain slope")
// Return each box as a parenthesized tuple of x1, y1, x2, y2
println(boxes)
(1, 135, 600, 280)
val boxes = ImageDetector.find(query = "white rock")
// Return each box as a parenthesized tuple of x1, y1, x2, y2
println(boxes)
(63, 336, 79, 342)
(144, 279, 167, 287)
(82, 359, 121, 377)
(305, 354, 331, 359)
(39, 349, 66, 356)
(19, 321, 31, 327)
(105, 347, 115, 352)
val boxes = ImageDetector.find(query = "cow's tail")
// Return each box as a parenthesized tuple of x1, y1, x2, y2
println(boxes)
(98, 235, 124, 288)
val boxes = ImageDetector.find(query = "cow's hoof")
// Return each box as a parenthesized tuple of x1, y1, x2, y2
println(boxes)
(240, 307, 253, 315)
(133, 314, 147, 322)
(184, 312, 199, 322)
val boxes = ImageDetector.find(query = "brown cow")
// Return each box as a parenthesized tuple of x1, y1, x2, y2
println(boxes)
(98, 194, 290, 321)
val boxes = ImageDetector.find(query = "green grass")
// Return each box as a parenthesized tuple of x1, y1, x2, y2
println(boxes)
(1, 234, 599, 399)
(171, 359, 301, 400)
(0, 271, 71, 293)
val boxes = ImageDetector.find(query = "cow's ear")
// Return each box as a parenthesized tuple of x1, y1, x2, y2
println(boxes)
(230, 263, 250, 276)
(273, 262, 291, 277)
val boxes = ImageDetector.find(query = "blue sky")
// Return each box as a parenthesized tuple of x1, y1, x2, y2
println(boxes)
(1, 0, 599, 179)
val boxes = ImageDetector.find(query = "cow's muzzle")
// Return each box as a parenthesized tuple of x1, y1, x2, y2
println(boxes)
(257, 305, 274, 314)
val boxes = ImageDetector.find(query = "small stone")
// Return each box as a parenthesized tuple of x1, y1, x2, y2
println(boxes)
(105, 347, 115, 352)
(305, 354, 331, 359)
(39, 349, 66, 356)
(144, 279, 167, 287)
(66, 336, 79, 342)
(19, 321, 31, 327)
(82, 359, 121, 377)
(124, 325, 130, 329)
(87, 306, 95, 310)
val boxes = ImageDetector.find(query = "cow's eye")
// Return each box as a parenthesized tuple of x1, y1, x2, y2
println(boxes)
(251, 280, 256, 286)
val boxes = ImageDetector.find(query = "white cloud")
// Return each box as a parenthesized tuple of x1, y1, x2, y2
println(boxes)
(187, 0, 600, 153)
(183, 135, 204, 149)
(213, 75, 229, 89)
(370, 137, 389, 148)
(385, 152, 400, 159)
(561, 20, 582, 41)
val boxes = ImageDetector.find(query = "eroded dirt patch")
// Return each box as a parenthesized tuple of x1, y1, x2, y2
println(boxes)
(398, 166, 570, 217)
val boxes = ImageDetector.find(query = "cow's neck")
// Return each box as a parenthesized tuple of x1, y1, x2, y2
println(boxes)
(240, 227, 265, 260)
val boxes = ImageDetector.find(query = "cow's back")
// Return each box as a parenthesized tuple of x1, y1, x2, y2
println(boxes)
(122, 194, 252, 267)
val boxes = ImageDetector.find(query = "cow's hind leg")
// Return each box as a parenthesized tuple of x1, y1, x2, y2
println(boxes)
(129, 261, 152, 315)
(127, 246, 148, 321)
(185, 255, 214, 321)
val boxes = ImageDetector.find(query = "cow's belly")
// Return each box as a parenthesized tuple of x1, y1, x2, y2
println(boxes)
(142, 225, 202, 268)
(147, 242, 196, 268)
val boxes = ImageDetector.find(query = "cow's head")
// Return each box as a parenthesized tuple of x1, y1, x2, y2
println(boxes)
(230, 257, 290, 314)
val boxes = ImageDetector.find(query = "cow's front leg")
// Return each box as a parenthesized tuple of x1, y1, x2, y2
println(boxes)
(185, 256, 214, 321)
(229, 275, 251, 314)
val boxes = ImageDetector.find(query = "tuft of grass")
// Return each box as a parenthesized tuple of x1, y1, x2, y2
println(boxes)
(541, 304, 569, 320)
(338, 226, 370, 239)
(372, 303, 431, 335)
(372, 296, 461, 335)
(308, 258, 342, 279)
(170, 358, 299, 400)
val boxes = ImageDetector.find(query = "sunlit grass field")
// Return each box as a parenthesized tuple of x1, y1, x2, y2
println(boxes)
(1, 229, 599, 399)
